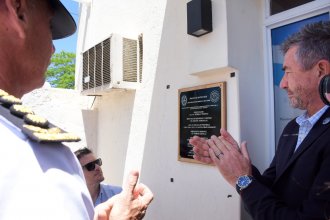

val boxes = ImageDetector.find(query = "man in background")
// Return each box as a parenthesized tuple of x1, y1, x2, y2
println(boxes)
(75, 147, 122, 206)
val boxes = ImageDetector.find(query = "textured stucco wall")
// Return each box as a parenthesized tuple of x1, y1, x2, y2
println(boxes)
(22, 86, 94, 151)
(75, 0, 265, 219)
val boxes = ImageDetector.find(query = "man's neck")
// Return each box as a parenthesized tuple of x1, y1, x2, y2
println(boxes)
(306, 102, 326, 117)
(0, 66, 23, 98)
(88, 183, 101, 204)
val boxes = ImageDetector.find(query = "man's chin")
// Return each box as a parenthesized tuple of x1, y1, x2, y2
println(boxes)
(288, 98, 299, 109)
(96, 175, 104, 182)
(31, 77, 46, 91)
(289, 102, 305, 110)
(288, 100, 296, 108)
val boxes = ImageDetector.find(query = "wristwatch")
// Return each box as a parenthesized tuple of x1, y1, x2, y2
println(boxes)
(236, 175, 253, 194)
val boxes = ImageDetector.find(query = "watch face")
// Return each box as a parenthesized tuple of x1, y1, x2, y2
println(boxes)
(237, 176, 251, 188)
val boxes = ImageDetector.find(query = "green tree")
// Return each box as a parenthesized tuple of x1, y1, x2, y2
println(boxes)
(46, 51, 76, 89)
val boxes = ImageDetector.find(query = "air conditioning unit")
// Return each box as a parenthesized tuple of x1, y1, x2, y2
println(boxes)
(81, 34, 143, 95)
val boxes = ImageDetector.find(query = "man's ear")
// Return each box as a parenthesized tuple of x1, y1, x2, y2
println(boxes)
(5, 0, 28, 39)
(317, 60, 330, 78)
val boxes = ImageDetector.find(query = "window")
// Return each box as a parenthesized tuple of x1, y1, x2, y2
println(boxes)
(270, 13, 329, 147)
(270, 0, 315, 15)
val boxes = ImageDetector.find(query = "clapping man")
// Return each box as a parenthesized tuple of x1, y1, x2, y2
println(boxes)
(190, 21, 330, 220)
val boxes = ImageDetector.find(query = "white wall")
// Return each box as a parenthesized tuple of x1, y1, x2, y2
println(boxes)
(93, 90, 135, 186)
(75, 0, 169, 194)
(226, 2, 265, 219)
(76, 0, 266, 219)
(226, 0, 268, 171)
(187, 0, 229, 73)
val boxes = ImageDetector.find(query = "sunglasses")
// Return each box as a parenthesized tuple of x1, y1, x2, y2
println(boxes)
(83, 158, 102, 171)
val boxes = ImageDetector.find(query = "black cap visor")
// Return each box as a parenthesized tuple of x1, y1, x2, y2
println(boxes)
(50, 0, 77, 40)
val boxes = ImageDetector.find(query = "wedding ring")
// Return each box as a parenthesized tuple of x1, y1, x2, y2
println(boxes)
(215, 152, 223, 159)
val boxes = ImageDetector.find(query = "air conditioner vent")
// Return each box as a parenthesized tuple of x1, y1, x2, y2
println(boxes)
(82, 51, 89, 90)
(81, 33, 142, 95)
(123, 38, 137, 82)
(103, 38, 111, 85)
(138, 34, 143, 83)
(88, 47, 95, 89)
(95, 42, 103, 87)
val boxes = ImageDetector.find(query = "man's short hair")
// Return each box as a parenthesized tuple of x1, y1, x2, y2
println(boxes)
(281, 21, 330, 71)
(74, 147, 92, 160)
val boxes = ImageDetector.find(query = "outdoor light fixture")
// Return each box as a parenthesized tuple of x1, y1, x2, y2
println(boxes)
(187, 0, 213, 37)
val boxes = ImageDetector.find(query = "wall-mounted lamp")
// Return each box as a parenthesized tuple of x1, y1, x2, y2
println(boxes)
(187, 0, 213, 37)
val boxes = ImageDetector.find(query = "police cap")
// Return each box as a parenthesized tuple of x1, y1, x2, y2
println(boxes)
(49, 0, 77, 40)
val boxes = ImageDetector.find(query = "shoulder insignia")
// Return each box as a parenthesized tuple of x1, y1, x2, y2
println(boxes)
(10, 104, 34, 118)
(0, 95, 22, 107)
(24, 113, 49, 128)
(0, 91, 80, 143)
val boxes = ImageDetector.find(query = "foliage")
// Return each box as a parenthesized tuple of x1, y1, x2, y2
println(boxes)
(46, 51, 76, 89)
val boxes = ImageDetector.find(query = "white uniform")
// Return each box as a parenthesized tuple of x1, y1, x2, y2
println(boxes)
(0, 115, 94, 219)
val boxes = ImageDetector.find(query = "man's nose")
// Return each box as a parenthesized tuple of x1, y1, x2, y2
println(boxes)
(95, 164, 102, 170)
(279, 74, 287, 89)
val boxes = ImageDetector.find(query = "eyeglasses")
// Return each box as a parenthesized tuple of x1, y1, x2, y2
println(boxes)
(83, 158, 102, 171)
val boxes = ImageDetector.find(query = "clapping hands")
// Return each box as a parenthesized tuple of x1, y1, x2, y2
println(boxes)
(190, 128, 252, 186)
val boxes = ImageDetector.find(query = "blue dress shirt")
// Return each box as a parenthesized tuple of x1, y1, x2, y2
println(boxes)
(94, 183, 122, 206)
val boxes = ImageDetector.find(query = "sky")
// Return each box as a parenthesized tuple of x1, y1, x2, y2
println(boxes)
(53, 0, 79, 53)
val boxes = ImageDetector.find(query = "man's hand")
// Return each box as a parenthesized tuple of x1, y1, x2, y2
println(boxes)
(190, 129, 252, 187)
(208, 129, 252, 186)
(94, 170, 153, 220)
(189, 136, 214, 164)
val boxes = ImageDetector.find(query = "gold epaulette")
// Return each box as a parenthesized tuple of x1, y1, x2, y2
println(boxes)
(0, 89, 81, 143)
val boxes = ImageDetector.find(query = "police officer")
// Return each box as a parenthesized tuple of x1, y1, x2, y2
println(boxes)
(0, 0, 153, 219)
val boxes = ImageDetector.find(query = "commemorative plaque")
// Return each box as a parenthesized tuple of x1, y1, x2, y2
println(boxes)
(178, 82, 226, 163)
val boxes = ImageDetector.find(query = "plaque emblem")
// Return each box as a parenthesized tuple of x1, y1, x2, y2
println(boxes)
(210, 90, 220, 103)
(181, 95, 188, 107)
